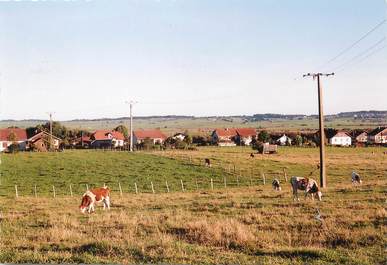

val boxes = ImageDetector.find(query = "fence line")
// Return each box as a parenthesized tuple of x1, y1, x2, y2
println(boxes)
(1, 171, 290, 198)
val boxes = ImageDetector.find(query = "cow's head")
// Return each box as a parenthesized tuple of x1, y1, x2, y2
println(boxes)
(79, 195, 92, 213)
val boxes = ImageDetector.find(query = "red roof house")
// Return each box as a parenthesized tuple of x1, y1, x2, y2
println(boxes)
(0, 128, 28, 152)
(90, 130, 125, 148)
(212, 128, 257, 146)
(133, 129, 167, 144)
(211, 128, 238, 146)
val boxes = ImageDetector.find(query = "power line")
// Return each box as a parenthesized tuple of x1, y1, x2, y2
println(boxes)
(332, 37, 386, 72)
(336, 44, 386, 73)
(317, 18, 386, 70)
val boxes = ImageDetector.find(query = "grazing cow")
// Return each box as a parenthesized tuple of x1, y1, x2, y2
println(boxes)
(272, 178, 281, 191)
(79, 187, 111, 214)
(351, 171, 362, 185)
(290, 176, 322, 201)
(204, 158, 211, 167)
(250, 153, 255, 158)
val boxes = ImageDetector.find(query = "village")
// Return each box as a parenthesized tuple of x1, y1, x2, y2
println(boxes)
(0, 124, 386, 153)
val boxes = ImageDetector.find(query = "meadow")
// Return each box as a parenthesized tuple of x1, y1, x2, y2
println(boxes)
(0, 146, 386, 264)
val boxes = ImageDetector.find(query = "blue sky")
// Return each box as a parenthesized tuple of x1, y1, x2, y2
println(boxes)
(0, 0, 386, 120)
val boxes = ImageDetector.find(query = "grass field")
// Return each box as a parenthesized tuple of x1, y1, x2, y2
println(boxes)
(0, 147, 386, 264)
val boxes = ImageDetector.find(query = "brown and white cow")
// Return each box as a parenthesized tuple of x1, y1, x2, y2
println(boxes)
(204, 158, 211, 167)
(79, 187, 111, 214)
(290, 176, 322, 201)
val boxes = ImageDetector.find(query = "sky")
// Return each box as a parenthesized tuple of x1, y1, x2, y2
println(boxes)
(0, 0, 386, 120)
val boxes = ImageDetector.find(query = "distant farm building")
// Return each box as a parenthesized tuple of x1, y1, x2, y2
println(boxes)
(133, 129, 167, 145)
(276, 134, 292, 146)
(212, 128, 257, 146)
(90, 130, 125, 148)
(355, 131, 368, 143)
(27, 131, 62, 152)
(211, 128, 237, 146)
(235, 128, 257, 145)
(71, 135, 92, 148)
(0, 128, 27, 152)
(368, 127, 387, 145)
(328, 131, 352, 146)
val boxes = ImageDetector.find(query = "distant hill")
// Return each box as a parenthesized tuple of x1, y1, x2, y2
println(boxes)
(1, 110, 386, 133)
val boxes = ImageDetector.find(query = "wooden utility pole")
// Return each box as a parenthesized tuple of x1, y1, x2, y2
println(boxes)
(303, 72, 334, 188)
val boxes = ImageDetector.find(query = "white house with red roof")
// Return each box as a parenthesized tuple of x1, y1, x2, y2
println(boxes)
(235, 128, 257, 145)
(212, 128, 257, 146)
(328, 131, 352, 146)
(368, 127, 387, 144)
(0, 128, 28, 152)
(133, 129, 167, 145)
(90, 130, 125, 148)
(211, 128, 237, 146)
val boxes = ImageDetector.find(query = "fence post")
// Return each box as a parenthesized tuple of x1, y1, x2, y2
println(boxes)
(165, 181, 170, 193)
(224, 176, 227, 188)
(52, 185, 56, 198)
(237, 175, 240, 186)
(34, 184, 37, 198)
(15, 185, 18, 198)
(119, 182, 123, 197)
(180, 179, 185, 192)
(134, 182, 138, 194)
(233, 164, 236, 174)
(283, 168, 288, 182)
(195, 179, 199, 191)
(262, 172, 266, 185)
(151, 181, 155, 194)
(70, 184, 73, 197)
(210, 178, 214, 190)
(86, 184, 89, 191)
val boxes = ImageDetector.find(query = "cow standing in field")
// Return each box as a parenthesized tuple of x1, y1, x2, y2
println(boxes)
(272, 179, 281, 191)
(290, 176, 322, 201)
(204, 158, 211, 167)
(79, 186, 111, 214)
(250, 153, 255, 158)
(351, 171, 363, 185)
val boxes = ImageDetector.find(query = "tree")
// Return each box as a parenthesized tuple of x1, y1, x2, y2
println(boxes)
(258, 130, 270, 143)
(294, 135, 303, 146)
(114, 125, 129, 139)
(7, 132, 19, 153)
